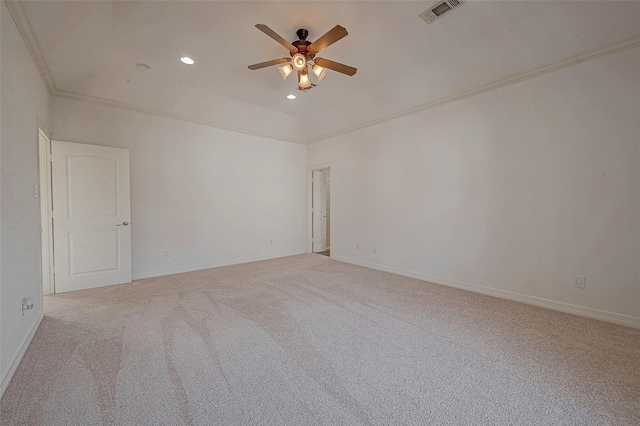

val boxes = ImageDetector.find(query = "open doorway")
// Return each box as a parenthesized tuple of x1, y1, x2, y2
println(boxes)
(308, 166, 331, 256)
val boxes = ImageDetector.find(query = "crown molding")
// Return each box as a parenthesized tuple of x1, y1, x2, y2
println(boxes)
(52, 89, 305, 144)
(5, 0, 304, 145)
(4, 0, 57, 94)
(305, 33, 640, 144)
(7, 0, 638, 147)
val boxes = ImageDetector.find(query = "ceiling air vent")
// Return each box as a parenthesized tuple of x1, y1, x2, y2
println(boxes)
(419, 0, 464, 24)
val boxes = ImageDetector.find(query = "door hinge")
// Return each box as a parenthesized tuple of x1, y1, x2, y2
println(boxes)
(51, 266, 55, 274)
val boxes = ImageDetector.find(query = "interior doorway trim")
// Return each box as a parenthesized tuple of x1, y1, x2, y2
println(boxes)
(38, 129, 54, 295)
(307, 163, 332, 254)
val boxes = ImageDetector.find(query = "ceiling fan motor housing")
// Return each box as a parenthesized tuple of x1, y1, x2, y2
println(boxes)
(292, 30, 314, 59)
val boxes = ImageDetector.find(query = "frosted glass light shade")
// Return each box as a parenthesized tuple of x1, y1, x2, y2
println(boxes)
(312, 64, 327, 81)
(298, 70, 311, 89)
(278, 64, 293, 80)
(292, 53, 307, 71)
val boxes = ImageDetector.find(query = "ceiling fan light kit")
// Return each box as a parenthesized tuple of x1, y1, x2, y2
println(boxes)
(278, 64, 293, 80)
(248, 24, 357, 91)
(312, 64, 327, 81)
(292, 53, 307, 71)
(298, 68, 312, 89)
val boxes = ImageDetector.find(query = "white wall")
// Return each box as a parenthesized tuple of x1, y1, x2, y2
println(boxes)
(51, 98, 307, 279)
(1, 1, 50, 393)
(308, 47, 640, 322)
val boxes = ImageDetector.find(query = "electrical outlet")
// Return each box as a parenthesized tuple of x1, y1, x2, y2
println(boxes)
(575, 276, 586, 289)
(21, 297, 34, 316)
(270, 240, 273, 246)
(33, 184, 40, 199)
(356, 243, 360, 251)
(373, 246, 377, 255)
(164, 250, 170, 258)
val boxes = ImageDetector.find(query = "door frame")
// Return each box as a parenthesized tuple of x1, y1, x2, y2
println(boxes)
(38, 129, 54, 295)
(307, 163, 332, 254)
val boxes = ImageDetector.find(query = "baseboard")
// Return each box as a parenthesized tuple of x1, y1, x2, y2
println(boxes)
(0, 312, 44, 399)
(132, 251, 306, 281)
(332, 255, 640, 329)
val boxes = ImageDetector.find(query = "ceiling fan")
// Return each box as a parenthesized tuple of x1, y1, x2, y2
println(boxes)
(248, 24, 357, 91)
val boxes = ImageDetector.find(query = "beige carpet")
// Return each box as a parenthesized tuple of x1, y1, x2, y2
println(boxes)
(2, 254, 639, 425)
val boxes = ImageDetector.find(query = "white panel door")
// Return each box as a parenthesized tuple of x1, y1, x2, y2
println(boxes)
(52, 141, 131, 293)
(312, 170, 326, 253)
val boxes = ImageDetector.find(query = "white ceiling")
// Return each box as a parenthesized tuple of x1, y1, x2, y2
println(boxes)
(16, 1, 640, 143)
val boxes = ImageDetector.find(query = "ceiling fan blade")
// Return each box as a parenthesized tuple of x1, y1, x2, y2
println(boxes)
(308, 25, 348, 54)
(255, 24, 297, 52)
(314, 57, 357, 76)
(248, 58, 291, 70)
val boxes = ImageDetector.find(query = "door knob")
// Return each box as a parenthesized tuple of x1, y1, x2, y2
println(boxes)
(116, 221, 130, 226)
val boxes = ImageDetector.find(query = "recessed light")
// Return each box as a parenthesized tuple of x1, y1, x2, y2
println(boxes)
(180, 56, 195, 65)
(287, 94, 296, 100)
